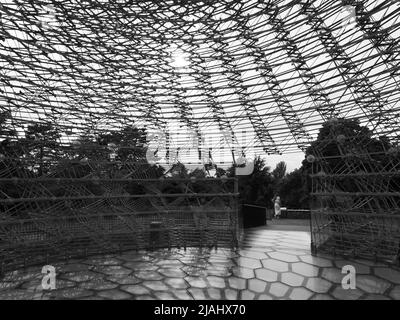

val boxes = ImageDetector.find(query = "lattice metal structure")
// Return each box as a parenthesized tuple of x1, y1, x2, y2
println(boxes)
(308, 118, 400, 263)
(0, 0, 400, 269)
(0, 159, 239, 272)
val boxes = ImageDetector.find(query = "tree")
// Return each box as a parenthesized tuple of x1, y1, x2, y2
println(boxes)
(0, 110, 17, 138)
(58, 125, 164, 198)
(97, 125, 147, 162)
(23, 123, 62, 175)
(0, 110, 22, 162)
(227, 156, 275, 207)
(272, 161, 287, 194)
(272, 161, 287, 180)
(279, 168, 309, 209)
(0, 111, 29, 215)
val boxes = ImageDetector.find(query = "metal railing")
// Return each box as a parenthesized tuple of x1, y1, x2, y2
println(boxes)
(0, 177, 240, 274)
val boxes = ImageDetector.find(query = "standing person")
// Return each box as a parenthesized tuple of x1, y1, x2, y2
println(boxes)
(274, 195, 281, 219)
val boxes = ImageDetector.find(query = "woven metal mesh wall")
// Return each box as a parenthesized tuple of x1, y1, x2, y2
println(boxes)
(1, 0, 400, 269)
(308, 120, 400, 263)
(0, 175, 239, 273)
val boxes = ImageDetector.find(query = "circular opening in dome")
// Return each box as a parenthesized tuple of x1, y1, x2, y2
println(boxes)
(170, 50, 190, 68)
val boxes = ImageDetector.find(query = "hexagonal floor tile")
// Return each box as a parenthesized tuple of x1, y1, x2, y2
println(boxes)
(300, 255, 333, 267)
(123, 261, 158, 271)
(174, 290, 193, 300)
(188, 288, 207, 300)
(311, 294, 334, 300)
(231, 267, 255, 279)
(155, 259, 184, 267)
(154, 292, 176, 300)
(305, 277, 333, 293)
(235, 257, 262, 269)
(374, 267, 400, 284)
(47, 287, 94, 300)
(331, 287, 364, 300)
(60, 271, 101, 282)
(158, 268, 186, 278)
(291, 262, 320, 277)
(261, 259, 289, 272)
(135, 295, 156, 300)
(248, 279, 267, 293)
(206, 265, 232, 277)
(281, 272, 305, 287)
(206, 276, 226, 288)
(97, 289, 132, 300)
(79, 296, 106, 300)
(133, 270, 163, 281)
(4, 228, 400, 300)
(121, 284, 150, 295)
(228, 277, 247, 290)
(268, 252, 299, 263)
(321, 268, 343, 284)
(79, 279, 118, 290)
(389, 285, 400, 299)
(96, 265, 132, 276)
(289, 287, 313, 300)
(356, 275, 391, 294)
(185, 276, 208, 288)
(362, 294, 391, 300)
(0, 289, 40, 300)
(142, 280, 170, 291)
(257, 294, 274, 300)
(224, 289, 239, 300)
(255, 269, 278, 282)
(181, 265, 208, 277)
(240, 290, 256, 300)
(107, 275, 142, 285)
(164, 278, 188, 289)
(207, 288, 222, 299)
(239, 249, 268, 260)
(269, 283, 290, 297)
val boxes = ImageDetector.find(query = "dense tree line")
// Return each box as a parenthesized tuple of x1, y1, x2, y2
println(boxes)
(1, 111, 399, 215)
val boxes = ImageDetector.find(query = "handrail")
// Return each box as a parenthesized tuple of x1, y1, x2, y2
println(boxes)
(242, 203, 267, 209)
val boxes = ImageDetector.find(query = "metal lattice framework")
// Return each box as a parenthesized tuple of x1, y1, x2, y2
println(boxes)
(308, 119, 400, 262)
(1, 0, 399, 155)
(0, 0, 400, 268)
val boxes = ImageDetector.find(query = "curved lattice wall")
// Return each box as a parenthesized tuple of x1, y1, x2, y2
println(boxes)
(1, 0, 399, 155)
(0, 0, 400, 269)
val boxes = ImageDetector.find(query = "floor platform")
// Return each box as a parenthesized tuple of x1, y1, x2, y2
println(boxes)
(1, 225, 399, 300)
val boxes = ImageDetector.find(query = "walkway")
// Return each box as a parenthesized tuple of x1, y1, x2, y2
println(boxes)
(0, 224, 399, 299)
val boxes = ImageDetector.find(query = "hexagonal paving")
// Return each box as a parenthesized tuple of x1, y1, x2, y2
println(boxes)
(261, 259, 289, 272)
(1, 228, 399, 300)
(269, 283, 290, 297)
(281, 272, 305, 287)
(254, 269, 278, 282)
(291, 262, 320, 277)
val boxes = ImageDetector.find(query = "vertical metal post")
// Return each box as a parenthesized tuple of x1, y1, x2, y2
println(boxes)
(234, 177, 240, 248)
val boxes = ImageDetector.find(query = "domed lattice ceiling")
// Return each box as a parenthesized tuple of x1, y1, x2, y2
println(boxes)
(1, 0, 399, 163)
